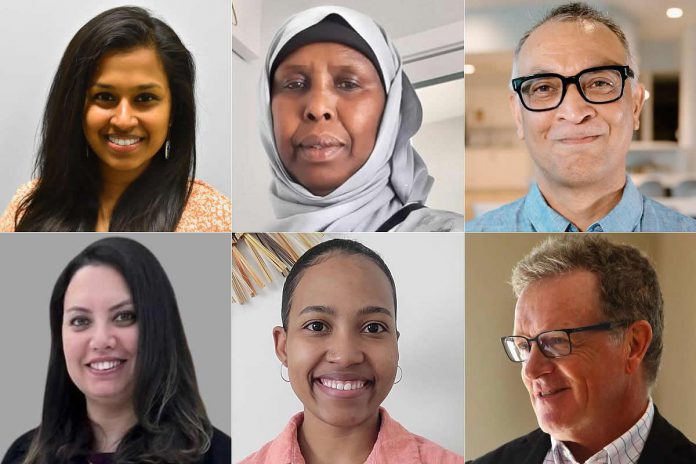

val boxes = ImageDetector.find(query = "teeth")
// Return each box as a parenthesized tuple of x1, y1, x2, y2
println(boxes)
(90, 360, 122, 371)
(320, 378, 366, 391)
(108, 136, 140, 146)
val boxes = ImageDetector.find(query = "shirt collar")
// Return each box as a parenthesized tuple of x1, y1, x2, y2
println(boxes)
(523, 176, 644, 232)
(549, 398, 655, 464)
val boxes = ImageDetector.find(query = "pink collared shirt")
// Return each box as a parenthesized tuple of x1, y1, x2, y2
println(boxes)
(240, 408, 463, 464)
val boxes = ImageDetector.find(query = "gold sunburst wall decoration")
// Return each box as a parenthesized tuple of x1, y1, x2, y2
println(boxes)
(232, 233, 324, 304)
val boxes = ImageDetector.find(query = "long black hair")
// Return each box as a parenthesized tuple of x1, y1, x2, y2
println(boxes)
(16, 6, 196, 231)
(24, 237, 212, 464)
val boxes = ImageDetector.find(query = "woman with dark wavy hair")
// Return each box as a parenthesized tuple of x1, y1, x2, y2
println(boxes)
(1, 237, 230, 464)
(0, 6, 230, 232)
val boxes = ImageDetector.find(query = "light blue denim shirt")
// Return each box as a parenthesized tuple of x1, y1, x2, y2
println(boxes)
(466, 176, 696, 232)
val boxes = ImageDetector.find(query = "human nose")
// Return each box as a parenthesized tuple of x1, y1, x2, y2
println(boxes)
(521, 342, 554, 380)
(303, 82, 336, 122)
(555, 83, 595, 123)
(110, 99, 138, 130)
(89, 322, 116, 351)
(325, 331, 364, 366)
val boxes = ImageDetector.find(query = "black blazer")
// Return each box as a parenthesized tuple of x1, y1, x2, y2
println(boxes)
(468, 407, 696, 464)
(1, 427, 231, 464)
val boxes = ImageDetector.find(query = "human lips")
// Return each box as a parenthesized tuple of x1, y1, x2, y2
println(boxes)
(85, 357, 127, 373)
(314, 373, 371, 397)
(534, 384, 571, 399)
(296, 134, 346, 161)
(550, 130, 604, 145)
(104, 134, 145, 153)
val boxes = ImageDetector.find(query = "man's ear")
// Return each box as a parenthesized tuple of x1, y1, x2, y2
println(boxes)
(631, 83, 646, 131)
(273, 326, 288, 365)
(510, 92, 525, 140)
(624, 320, 652, 375)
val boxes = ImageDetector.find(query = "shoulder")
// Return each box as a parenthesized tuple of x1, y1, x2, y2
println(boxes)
(0, 180, 38, 232)
(465, 197, 526, 232)
(641, 407, 696, 462)
(641, 197, 696, 231)
(177, 179, 231, 232)
(200, 427, 231, 464)
(239, 413, 303, 464)
(468, 428, 549, 464)
(2, 428, 36, 464)
(393, 207, 464, 232)
(410, 434, 464, 463)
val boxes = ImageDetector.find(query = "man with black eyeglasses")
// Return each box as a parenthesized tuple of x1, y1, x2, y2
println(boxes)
(466, 2, 696, 232)
(470, 236, 696, 463)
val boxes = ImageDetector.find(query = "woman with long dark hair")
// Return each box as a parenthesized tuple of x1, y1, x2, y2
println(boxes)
(1, 237, 230, 463)
(0, 6, 230, 232)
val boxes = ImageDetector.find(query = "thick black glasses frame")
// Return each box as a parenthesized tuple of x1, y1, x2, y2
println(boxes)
(511, 65, 635, 112)
(501, 320, 631, 362)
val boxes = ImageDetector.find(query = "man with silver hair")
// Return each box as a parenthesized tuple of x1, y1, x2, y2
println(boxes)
(471, 235, 696, 463)
(467, 2, 696, 232)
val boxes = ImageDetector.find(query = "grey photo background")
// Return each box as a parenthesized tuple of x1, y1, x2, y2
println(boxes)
(232, 0, 465, 230)
(231, 232, 465, 461)
(0, 0, 231, 214)
(0, 233, 231, 455)
(466, 233, 696, 460)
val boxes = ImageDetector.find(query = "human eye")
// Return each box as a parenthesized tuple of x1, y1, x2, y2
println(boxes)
(336, 79, 360, 90)
(114, 310, 137, 325)
(93, 92, 116, 103)
(362, 322, 387, 334)
(69, 316, 91, 328)
(134, 93, 159, 103)
(528, 79, 560, 97)
(302, 320, 329, 332)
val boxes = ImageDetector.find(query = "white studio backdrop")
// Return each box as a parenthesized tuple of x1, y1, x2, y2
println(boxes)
(0, 0, 230, 213)
(231, 232, 465, 461)
(232, 0, 465, 230)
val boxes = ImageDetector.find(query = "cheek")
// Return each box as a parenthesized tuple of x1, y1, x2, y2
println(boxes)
(341, 98, 384, 156)
(83, 107, 108, 137)
(271, 98, 296, 156)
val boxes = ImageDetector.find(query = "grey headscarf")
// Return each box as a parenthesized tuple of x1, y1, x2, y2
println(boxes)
(259, 6, 433, 231)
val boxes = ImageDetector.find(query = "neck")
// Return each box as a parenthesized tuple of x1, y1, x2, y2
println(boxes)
(536, 175, 625, 231)
(563, 392, 649, 462)
(97, 163, 147, 231)
(86, 400, 137, 453)
(298, 410, 380, 464)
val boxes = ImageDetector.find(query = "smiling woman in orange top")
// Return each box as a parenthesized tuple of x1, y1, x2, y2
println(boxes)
(260, 6, 463, 231)
(241, 239, 463, 463)
(0, 7, 230, 232)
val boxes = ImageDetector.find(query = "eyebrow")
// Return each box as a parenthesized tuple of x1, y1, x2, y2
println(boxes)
(91, 82, 164, 91)
(65, 299, 134, 314)
(524, 60, 626, 76)
(297, 305, 394, 318)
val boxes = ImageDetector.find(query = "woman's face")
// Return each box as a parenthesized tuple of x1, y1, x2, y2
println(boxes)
(274, 253, 398, 429)
(271, 42, 386, 196)
(62, 265, 138, 409)
(83, 46, 172, 180)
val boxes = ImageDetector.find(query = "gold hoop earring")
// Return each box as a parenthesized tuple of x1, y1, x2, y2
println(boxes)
(394, 365, 403, 384)
(280, 363, 290, 382)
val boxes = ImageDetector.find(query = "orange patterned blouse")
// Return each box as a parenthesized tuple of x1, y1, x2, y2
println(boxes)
(0, 179, 231, 232)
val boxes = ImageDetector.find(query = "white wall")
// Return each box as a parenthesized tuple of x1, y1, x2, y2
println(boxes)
(232, 0, 465, 230)
(0, 0, 231, 212)
(231, 233, 464, 461)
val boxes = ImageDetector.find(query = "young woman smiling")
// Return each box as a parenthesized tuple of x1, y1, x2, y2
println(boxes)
(241, 239, 463, 463)
(260, 6, 464, 231)
(0, 7, 230, 232)
(1, 237, 230, 464)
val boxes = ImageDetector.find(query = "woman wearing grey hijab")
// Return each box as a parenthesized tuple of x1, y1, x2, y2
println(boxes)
(259, 6, 464, 232)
